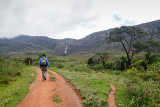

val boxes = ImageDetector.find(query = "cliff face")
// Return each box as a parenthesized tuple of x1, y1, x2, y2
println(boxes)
(0, 20, 160, 56)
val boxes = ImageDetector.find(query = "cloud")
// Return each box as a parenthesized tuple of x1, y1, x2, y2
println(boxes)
(0, 0, 159, 39)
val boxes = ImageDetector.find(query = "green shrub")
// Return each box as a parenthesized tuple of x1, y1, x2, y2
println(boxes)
(125, 79, 157, 106)
(132, 60, 144, 70)
(0, 67, 37, 106)
(92, 64, 104, 71)
(53, 97, 62, 103)
(57, 64, 64, 68)
(127, 67, 137, 75)
(24, 57, 33, 65)
(114, 56, 128, 71)
(88, 55, 101, 66)
(0, 76, 10, 85)
(105, 62, 115, 69)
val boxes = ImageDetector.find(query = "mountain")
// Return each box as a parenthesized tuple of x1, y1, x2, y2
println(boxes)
(0, 20, 160, 56)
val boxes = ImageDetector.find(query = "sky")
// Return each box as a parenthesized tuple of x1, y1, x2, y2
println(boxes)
(0, 0, 160, 39)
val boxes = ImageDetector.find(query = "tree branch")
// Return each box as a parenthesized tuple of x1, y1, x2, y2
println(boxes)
(120, 41, 128, 54)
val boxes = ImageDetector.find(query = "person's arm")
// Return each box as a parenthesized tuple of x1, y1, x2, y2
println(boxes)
(46, 58, 49, 67)
(39, 58, 42, 67)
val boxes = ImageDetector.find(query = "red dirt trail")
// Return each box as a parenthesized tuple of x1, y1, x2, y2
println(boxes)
(107, 83, 117, 107)
(17, 68, 83, 107)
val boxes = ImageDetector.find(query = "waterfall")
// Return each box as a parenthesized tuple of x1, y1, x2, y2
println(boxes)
(64, 46, 68, 54)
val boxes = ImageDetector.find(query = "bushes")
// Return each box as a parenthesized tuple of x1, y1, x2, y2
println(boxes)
(132, 60, 144, 71)
(51, 55, 160, 106)
(56, 64, 64, 68)
(0, 67, 37, 106)
(0, 58, 25, 85)
(0, 76, 10, 85)
(88, 54, 128, 71)
(132, 51, 160, 71)
(125, 80, 155, 106)
(88, 55, 101, 66)
(88, 52, 110, 68)
(0, 57, 37, 106)
(125, 78, 159, 106)
(125, 62, 160, 106)
(127, 62, 160, 82)
(105, 62, 114, 69)
(24, 57, 33, 65)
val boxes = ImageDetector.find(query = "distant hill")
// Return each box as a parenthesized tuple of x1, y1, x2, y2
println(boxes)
(0, 20, 160, 57)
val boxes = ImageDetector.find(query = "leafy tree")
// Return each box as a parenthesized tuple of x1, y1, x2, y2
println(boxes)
(106, 26, 149, 68)
(38, 52, 46, 59)
(96, 52, 110, 68)
(147, 40, 160, 52)
(115, 56, 128, 71)
(24, 57, 33, 65)
(88, 52, 109, 68)
(141, 51, 160, 70)
(88, 55, 101, 66)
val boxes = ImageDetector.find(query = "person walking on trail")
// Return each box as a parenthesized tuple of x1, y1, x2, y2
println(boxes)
(39, 54, 49, 81)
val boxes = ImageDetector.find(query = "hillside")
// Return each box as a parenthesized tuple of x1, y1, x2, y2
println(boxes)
(0, 20, 160, 56)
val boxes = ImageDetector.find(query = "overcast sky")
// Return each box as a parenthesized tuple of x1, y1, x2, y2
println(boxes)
(0, 0, 159, 39)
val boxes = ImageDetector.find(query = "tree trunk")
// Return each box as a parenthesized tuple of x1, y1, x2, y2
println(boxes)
(102, 61, 106, 68)
(127, 54, 131, 68)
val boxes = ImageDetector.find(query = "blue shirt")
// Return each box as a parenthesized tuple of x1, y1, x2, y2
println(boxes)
(39, 57, 49, 67)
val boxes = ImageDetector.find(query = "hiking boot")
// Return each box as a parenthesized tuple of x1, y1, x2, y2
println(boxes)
(44, 77, 46, 80)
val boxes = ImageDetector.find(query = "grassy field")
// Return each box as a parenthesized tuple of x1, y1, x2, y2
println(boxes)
(0, 58, 37, 107)
(52, 68, 109, 107)
(51, 67, 129, 107)
(1, 52, 159, 107)
(50, 54, 160, 107)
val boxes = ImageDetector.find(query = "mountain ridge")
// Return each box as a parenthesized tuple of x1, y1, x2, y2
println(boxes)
(0, 19, 160, 56)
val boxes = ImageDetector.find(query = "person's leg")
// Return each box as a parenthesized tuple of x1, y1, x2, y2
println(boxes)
(44, 70, 47, 80)
(42, 70, 45, 81)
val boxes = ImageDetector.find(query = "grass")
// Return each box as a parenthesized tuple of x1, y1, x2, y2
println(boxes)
(50, 76, 56, 81)
(0, 67, 37, 107)
(52, 68, 110, 107)
(50, 55, 160, 107)
(49, 54, 160, 106)
(52, 94, 62, 103)
(53, 97, 62, 103)
(96, 71, 129, 106)
(52, 88, 57, 91)
(47, 70, 53, 75)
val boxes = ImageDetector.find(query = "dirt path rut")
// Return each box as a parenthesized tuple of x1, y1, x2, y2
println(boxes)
(17, 68, 83, 107)
(107, 83, 117, 107)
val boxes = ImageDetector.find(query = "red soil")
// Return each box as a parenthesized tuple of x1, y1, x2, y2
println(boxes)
(17, 68, 83, 107)
(107, 83, 117, 107)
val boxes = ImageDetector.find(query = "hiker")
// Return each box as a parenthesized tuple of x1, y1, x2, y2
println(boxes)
(39, 54, 49, 81)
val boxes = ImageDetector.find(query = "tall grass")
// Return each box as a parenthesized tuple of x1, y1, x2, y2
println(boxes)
(0, 58, 37, 107)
